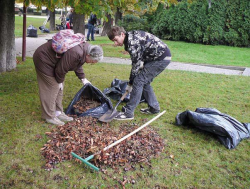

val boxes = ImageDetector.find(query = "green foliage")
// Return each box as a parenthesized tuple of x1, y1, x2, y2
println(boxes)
(152, 0, 208, 42)
(224, 0, 250, 46)
(151, 0, 250, 47)
(118, 14, 151, 32)
(203, 0, 227, 45)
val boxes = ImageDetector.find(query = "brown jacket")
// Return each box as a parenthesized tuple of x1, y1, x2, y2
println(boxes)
(33, 40, 90, 83)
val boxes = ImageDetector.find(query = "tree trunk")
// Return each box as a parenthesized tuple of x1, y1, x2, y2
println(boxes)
(73, 13, 85, 34)
(22, 5, 27, 61)
(49, 10, 56, 31)
(101, 14, 113, 36)
(0, 0, 16, 73)
(208, 0, 212, 8)
(115, 7, 122, 25)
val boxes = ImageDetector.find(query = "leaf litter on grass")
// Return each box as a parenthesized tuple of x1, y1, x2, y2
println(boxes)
(40, 98, 165, 187)
(41, 116, 165, 171)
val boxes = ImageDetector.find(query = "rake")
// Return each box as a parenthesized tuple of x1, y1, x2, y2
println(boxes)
(71, 110, 166, 171)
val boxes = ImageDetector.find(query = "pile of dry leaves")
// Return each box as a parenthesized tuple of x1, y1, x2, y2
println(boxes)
(73, 96, 101, 114)
(41, 116, 165, 171)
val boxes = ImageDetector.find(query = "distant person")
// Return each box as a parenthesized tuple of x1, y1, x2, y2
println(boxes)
(66, 8, 74, 28)
(33, 40, 103, 125)
(107, 26, 171, 120)
(59, 14, 66, 28)
(87, 13, 97, 41)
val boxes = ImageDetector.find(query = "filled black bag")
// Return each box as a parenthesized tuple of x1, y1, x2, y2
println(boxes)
(27, 25, 38, 37)
(103, 78, 145, 102)
(175, 108, 250, 149)
(39, 26, 50, 33)
(65, 84, 113, 118)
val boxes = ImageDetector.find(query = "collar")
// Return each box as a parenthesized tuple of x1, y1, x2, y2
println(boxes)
(124, 32, 129, 51)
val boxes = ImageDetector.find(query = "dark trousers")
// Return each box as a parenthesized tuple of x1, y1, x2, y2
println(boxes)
(125, 59, 170, 117)
(87, 24, 95, 40)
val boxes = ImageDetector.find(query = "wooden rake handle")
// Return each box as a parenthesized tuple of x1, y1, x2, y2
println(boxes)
(95, 110, 166, 155)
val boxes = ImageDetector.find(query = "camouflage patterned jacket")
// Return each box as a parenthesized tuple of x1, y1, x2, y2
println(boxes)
(124, 30, 171, 85)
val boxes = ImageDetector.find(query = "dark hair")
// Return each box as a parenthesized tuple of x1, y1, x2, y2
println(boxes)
(107, 26, 126, 40)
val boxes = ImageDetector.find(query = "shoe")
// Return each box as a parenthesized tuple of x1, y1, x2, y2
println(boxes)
(140, 107, 160, 114)
(57, 112, 74, 122)
(86, 39, 90, 41)
(91, 39, 95, 41)
(114, 112, 134, 121)
(46, 117, 65, 125)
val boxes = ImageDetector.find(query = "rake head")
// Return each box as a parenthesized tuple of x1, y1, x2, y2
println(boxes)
(71, 152, 99, 171)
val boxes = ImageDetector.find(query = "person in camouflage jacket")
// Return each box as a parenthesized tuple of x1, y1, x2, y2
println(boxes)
(107, 26, 171, 120)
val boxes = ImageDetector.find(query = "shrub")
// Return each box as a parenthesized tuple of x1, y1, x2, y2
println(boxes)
(150, 0, 250, 47)
(203, 0, 227, 45)
(118, 14, 150, 32)
(224, 0, 250, 46)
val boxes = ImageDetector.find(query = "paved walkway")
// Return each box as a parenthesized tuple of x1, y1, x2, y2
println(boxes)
(15, 33, 250, 76)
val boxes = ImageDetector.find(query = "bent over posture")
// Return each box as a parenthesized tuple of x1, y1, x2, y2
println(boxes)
(33, 40, 103, 125)
(107, 26, 171, 120)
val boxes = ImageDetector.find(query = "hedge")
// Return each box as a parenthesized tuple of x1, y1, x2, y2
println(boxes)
(151, 0, 250, 47)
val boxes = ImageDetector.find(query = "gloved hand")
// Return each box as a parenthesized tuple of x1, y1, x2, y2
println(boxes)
(59, 83, 63, 90)
(81, 78, 91, 85)
(126, 84, 133, 93)
(139, 60, 144, 69)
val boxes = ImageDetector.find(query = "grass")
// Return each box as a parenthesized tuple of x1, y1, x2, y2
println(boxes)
(0, 58, 249, 188)
(15, 15, 61, 37)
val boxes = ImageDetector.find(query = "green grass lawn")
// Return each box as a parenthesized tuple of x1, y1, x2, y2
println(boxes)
(0, 59, 249, 188)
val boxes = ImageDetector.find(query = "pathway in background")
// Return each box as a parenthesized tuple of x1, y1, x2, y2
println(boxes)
(15, 34, 250, 76)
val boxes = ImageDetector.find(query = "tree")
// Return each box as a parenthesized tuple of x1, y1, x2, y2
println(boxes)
(49, 9, 56, 31)
(101, 13, 113, 36)
(0, 0, 16, 73)
(72, 13, 85, 34)
(115, 7, 122, 25)
(112, 0, 166, 26)
(72, 0, 111, 34)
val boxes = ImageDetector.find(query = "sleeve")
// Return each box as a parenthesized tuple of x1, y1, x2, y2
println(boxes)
(54, 51, 81, 83)
(74, 65, 85, 80)
(127, 35, 145, 85)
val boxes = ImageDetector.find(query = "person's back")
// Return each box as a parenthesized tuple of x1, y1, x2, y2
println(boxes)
(88, 14, 97, 25)
(60, 15, 66, 26)
(66, 11, 70, 21)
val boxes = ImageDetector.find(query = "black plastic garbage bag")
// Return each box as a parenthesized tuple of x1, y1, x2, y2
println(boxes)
(175, 108, 250, 149)
(103, 78, 145, 102)
(27, 25, 38, 37)
(65, 84, 113, 118)
(39, 26, 50, 33)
